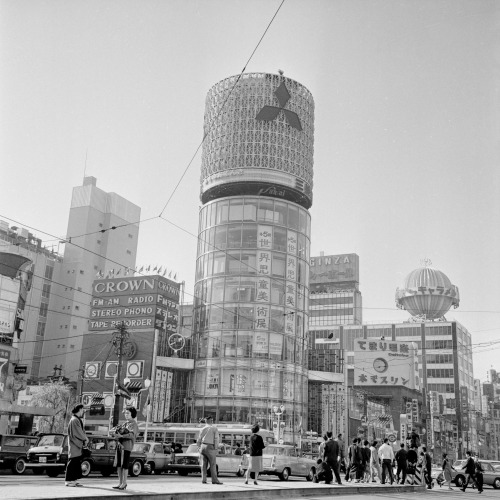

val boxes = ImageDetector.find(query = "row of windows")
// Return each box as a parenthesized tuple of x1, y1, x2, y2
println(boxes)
(309, 296, 353, 306)
(311, 316, 354, 327)
(194, 305, 306, 336)
(195, 250, 309, 285)
(194, 276, 308, 310)
(427, 368, 454, 378)
(426, 353, 454, 364)
(310, 308, 354, 317)
(197, 223, 309, 259)
(425, 340, 453, 349)
(199, 197, 310, 236)
(427, 383, 455, 393)
(195, 331, 307, 364)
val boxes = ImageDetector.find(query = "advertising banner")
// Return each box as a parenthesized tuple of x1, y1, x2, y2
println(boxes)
(309, 254, 359, 284)
(89, 276, 180, 331)
(354, 339, 418, 389)
(0, 348, 11, 397)
(0, 276, 21, 335)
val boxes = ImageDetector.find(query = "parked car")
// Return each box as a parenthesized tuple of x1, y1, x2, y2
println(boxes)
(0, 434, 38, 474)
(437, 459, 500, 489)
(239, 444, 317, 481)
(132, 441, 172, 474)
(169, 443, 243, 476)
(25, 433, 147, 478)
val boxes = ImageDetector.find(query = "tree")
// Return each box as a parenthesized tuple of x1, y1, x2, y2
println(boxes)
(29, 381, 75, 433)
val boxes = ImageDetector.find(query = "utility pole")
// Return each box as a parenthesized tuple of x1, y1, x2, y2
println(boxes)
(112, 322, 128, 427)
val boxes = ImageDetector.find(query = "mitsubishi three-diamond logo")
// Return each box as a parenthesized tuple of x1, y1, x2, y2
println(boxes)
(255, 82, 302, 131)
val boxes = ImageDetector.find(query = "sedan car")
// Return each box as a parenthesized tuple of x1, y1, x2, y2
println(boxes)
(132, 441, 172, 475)
(169, 443, 243, 476)
(25, 433, 146, 478)
(438, 459, 500, 489)
(239, 444, 317, 481)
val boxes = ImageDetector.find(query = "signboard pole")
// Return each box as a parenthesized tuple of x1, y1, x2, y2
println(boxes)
(144, 328, 159, 442)
(112, 322, 127, 428)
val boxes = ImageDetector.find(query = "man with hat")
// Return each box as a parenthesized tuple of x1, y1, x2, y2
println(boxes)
(196, 415, 223, 484)
(65, 404, 88, 487)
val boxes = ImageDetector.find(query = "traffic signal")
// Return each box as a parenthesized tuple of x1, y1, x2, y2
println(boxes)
(89, 404, 105, 416)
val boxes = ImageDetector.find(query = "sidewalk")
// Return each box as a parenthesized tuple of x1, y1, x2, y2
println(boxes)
(0, 475, 423, 500)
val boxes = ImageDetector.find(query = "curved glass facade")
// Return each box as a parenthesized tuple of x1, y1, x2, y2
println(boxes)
(192, 196, 310, 440)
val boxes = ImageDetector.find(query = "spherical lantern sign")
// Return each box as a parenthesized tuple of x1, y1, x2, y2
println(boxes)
(395, 263, 459, 320)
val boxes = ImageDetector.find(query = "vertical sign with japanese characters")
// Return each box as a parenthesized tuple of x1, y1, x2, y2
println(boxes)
(335, 385, 346, 438)
(256, 277, 271, 303)
(257, 226, 273, 276)
(254, 305, 270, 331)
(405, 401, 413, 434)
(286, 255, 297, 282)
(412, 399, 419, 424)
(163, 371, 173, 421)
(285, 282, 296, 335)
(287, 230, 297, 255)
(400, 414, 408, 444)
(152, 368, 162, 422)
(158, 370, 167, 422)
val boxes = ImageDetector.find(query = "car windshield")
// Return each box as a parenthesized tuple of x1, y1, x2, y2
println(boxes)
(263, 446, 287, 456)
(37, 435, 64, 447)
(186, 444, 199, 453)
(133, 443, 150, 453)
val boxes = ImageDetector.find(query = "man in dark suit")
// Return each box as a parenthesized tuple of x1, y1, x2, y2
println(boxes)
(461, 451, 478, 492)
(323, 431, 342, 485)
(395, 443, 408, 484)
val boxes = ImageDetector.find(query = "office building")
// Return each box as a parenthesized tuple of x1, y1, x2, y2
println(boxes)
(40, 177, 141, 380)
(307, 252, 361, 437)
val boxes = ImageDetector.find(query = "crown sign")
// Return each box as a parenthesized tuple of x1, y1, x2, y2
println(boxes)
(255, 82, 302, 131)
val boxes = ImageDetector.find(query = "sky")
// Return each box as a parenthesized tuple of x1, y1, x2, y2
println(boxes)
(1, 0, 499, 381)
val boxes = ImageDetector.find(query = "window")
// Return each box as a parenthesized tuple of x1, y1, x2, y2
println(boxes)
(229, 199, 244, 221)
(75, 305, 79, 311)
(73, 325, 77, 330)
(79, 270, 84, 274)
(128, 234, 133, 238)
(42, 283, 51, 298)
(70, 344, 75, 349)
(227, 224, 242, 248)
(36, 322, 46, 337)
(126, 250, 131, 255)
(44, 265, 54, 280)
(97, 239, 101, 244)
(39, 302, 48, 318)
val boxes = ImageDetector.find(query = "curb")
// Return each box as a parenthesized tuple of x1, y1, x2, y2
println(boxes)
(19, 484, 424, 500)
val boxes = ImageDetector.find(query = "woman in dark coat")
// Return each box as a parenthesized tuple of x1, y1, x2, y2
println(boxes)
(65, 404, 88, 487)
(245, 424, 266, 485)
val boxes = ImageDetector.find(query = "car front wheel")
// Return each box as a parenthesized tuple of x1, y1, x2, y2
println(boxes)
(279, 468, 290, 481)
(129, 460, 142, 477)
(81, 459, 92, 477)
(493, 477, 500, 489)
(13, 458, 27, 475)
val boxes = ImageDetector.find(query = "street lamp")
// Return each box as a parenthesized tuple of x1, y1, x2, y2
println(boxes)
(273, 405, 285, 444)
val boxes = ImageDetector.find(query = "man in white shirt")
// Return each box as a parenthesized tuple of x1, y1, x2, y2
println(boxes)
(196, 416, 223, 485)
(378, 438, 395, 485)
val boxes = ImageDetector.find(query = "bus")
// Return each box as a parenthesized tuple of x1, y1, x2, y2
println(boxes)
(137, 422, 275, 453)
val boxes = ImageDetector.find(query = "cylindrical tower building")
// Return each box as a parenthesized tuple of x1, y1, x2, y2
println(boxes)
(192, 73, 314, 442)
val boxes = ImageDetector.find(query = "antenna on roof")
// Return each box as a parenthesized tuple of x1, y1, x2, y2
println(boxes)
(83, 148, 88, 181)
